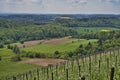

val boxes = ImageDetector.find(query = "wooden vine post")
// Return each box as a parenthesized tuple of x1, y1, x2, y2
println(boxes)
(81, 76, 85, 80)
(66, 68, 68, 80)
(110, 67, 115, 80)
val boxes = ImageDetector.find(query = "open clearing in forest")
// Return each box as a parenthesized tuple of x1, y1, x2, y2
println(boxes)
(21, 58, 66, 67)
(19, 37, 73, 47)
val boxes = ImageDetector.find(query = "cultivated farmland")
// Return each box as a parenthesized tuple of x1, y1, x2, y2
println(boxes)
(1, 49, 120, 80)
(21, 38, 97, 54)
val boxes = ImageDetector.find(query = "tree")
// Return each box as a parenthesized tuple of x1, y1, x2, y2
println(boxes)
(0, 56, 2, 61)
(11, 54, 21, 62)
(0, 44, 4, 48)
(20, 40, 24, 44)
(79, 44, 83, 48)
(13, 45, 20, 54)
(97, 39, 103, 46)
(7, 45, 13, 49)
(54, 51, 60, 58)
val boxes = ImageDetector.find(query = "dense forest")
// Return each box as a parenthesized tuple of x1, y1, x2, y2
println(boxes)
(0, 19, 77, 45)
(55, 16, 120, 28)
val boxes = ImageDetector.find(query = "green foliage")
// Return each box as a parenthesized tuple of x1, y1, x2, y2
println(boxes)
(21, 39, 97, 58)
(20, 40, 24, 44)
(23, 51, 46, 58)
(55, 17, 120, 28)
(11, 54, 21, 62)
(7, 44, 13, 49)
(0, 43, 4, 48)
(54, 51, 60, 58)
(0, 19, 77, 44)
(12, 45, 20, 54)
(0, 56, 1, 61)
(76, 27, 119, 34)
(0, 48, 39, 78)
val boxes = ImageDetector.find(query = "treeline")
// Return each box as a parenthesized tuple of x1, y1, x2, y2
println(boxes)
(18, 31, 120, 59)
(0, 19, 77, 45)
(65, 31, 120, 59)
(55, 17, 120, 28)
(75, 30, 120, 40)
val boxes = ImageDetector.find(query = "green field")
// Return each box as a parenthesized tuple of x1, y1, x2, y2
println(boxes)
(21, 39, 97, 54)
(0, 49, 39, 78)
(0, 39, 97, 78)
(76, 27, 120, 34)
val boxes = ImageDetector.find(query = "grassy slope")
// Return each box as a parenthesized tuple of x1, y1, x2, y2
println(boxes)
(0, 49, 39, 78)
(21, 39, 97, 54)
(0, 39, 97, 78)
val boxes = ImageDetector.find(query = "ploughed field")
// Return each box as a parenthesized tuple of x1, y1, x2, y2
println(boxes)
(21, 58, 66, 67)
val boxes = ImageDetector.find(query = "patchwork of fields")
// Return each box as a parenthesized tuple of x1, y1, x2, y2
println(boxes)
(21, 38, 97, 54)
(0, 27, 120, 79)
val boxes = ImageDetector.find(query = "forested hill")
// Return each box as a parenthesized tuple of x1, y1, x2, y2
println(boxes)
(0, 14, 120, 45)
(0, 19, 77, 45)
(55, 16, 120, 28)
(0, 14, 120, 27)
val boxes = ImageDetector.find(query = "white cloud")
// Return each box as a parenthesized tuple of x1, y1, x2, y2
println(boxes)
(67, 0, 88, 5)
(0, 0, 43, 5)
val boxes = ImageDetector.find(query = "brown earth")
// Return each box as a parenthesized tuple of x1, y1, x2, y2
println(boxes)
(43, 37, 72, 44)
(19, 37, 73, 48)
(21, 59, 66, 67)
(19, 40, 44, 48)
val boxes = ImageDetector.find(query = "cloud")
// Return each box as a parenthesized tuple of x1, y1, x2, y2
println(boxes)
(67, 0, 88, 5)
(0, 0, 120, 14)
(100, 0, 120, 3)
(0, 0, 43, 5)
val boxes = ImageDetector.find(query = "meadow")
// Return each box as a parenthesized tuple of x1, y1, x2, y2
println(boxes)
(21, 39, 97, 54)
(0, 38, 97, 79)
(0, 49, 39, 78)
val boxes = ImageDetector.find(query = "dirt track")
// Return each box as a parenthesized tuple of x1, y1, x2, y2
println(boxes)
(21, 59, 66, 67)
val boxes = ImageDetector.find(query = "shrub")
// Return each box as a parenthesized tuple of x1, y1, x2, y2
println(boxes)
(20, 40, 24, 44)
(11, 54, 21, 62)
(7, 45, 13, 49)
(0, 56, 2, 61)
(54, 51, 60, 58)
(0, 44, 4, 48)
(35, 53, 41, 58)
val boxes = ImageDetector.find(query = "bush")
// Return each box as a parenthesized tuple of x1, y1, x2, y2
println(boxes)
(28, 54, 34, 58)
(0, 44, 4, 48)
(7, 45, 13, 49)
(20, 40, 24, 44)
(35, 53, 41, 58)
(11, 54, 21, 62)
(54, 51, 60, 58)
(0, 56, 2, 61)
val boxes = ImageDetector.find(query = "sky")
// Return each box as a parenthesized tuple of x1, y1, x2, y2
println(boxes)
(0, 0, 120, 14)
